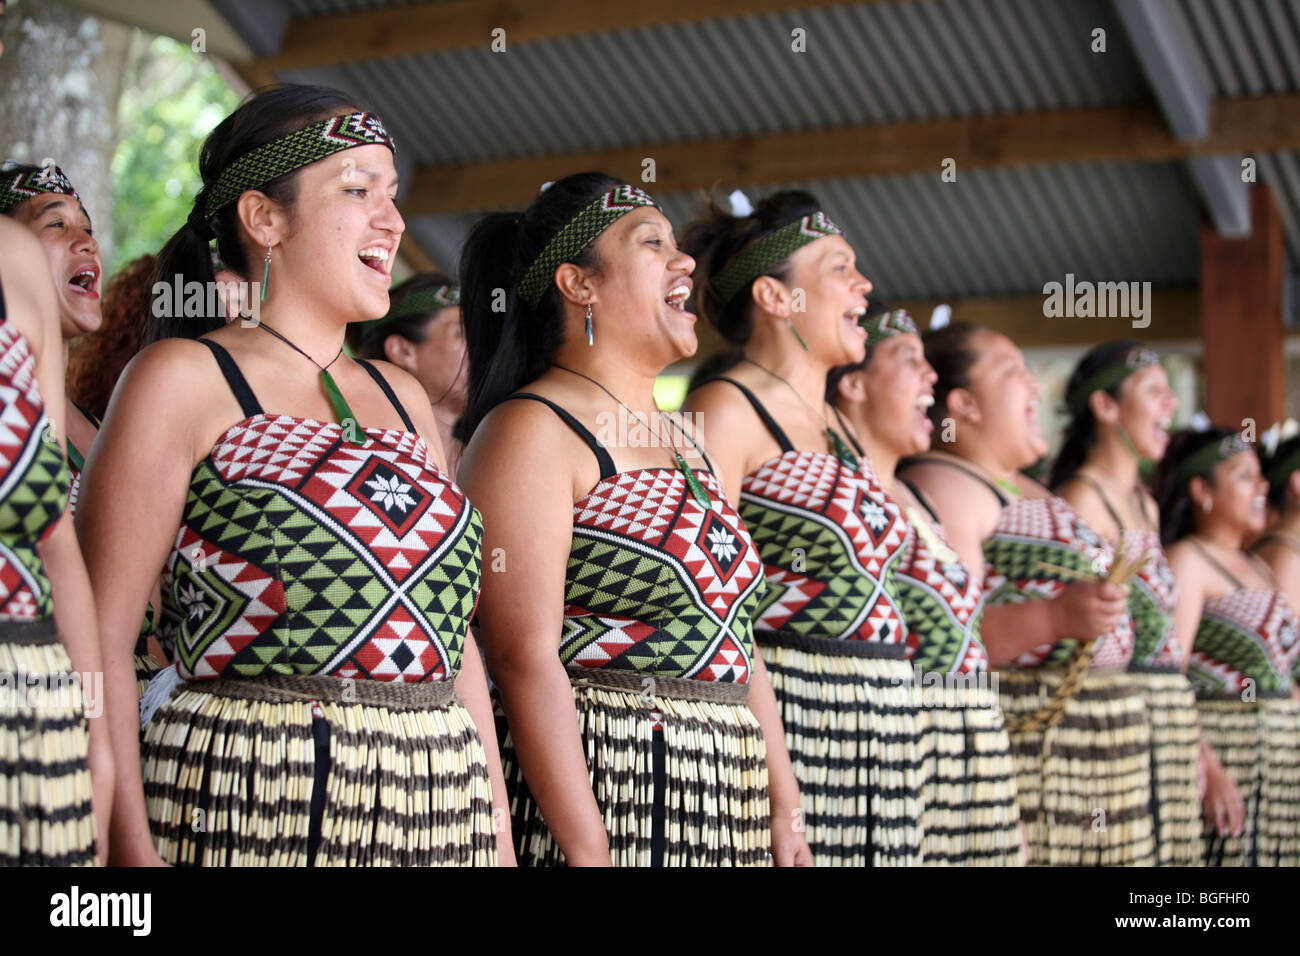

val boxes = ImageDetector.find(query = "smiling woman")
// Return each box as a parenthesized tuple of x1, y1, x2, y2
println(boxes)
(73, 84, 513, 867)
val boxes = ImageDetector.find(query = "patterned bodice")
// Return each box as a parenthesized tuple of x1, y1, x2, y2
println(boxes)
(982, 495, 1135, 669)
(0, 320, 71, 621)
(895, 505, 987, 674)
(161, 414, 482, 682)
(738, 450, 910, 644)
(1188, 588, 1299, 697)
(1122, 528, 1183, 669)
(561, 467, 763, 682)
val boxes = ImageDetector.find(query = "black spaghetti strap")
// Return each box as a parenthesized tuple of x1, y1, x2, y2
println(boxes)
(831, 406, 865, 458)
(356, 359, 417, 434)
(1072, 472, 1126, 530)
(0, 276, 6, 320)
(898, 477, 941, 524)
(197, 338, 263, 419)
(664, 413, 715, 475)
(71, 400, 101, 430)
(504, 392, 616, 480)
(1187, 539, 1249, 591)
(698, 377, 794, 453)
(902, 453, 1008, 505)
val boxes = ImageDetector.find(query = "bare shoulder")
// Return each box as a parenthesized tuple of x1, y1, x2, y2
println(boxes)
(107, 337, 235, 444)
(0, 219, 57, 350)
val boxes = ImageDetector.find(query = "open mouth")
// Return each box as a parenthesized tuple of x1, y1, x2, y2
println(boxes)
(915, 392, 934, 429)
(358, 246, 390, 277)
(664, 283, 692, 313)
(67, 267, 99, 296)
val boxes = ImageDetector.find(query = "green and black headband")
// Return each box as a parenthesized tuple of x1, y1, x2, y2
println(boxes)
(1066, 345, 1162, 415)
(189, 111, 396, 241)
(0, 161, 79, 215)
(1175, 431, 1254, 485)
(862, 308, 919, 350)
(354, 283, 459, 342)
(711, 210, 844, 306)
(517, 183, 659, 308)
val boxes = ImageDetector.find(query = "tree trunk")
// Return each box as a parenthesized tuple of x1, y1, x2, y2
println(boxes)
(0, 0, 131, 266)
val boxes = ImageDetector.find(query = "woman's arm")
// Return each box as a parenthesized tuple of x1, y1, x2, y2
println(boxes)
(75, 340, 210, 866)
(453, 630, 517, 866)
(459, 400, 612, 866)
(746, 651, 813, 865)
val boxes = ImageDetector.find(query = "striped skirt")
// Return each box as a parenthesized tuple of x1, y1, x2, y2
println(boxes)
(758, 631, 925, 866)
(0, 620, 96, 866)
(917, 674, 1022, 865)
(499, 668, 769, 866)
(141, 674, 496, 866)
(1197, 694, 1300, 867)
(998, 667, 1155, 866)
(1128, 668, 1203, 866)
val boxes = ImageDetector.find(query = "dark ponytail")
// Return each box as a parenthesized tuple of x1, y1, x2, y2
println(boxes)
(454, 171, 621, 443)
(1153, 426, 1242, 545)
(1048, 340, 1143, 489)
(147, 84, 358, 343)
(921, 322, 984, 432)
(682, 189, 823, 344)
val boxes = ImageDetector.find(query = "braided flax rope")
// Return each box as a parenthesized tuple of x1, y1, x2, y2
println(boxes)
(200, 112, 396, 224)
(566, 665, 749, 705)
(711, 211, 843, 305)
(0, 162, 78, 215)
(0, 618, 60, 645)
(196, 673, 454, 710)
(517, 184, 658, 307)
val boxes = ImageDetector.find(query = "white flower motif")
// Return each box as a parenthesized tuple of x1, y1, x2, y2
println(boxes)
(942, 561, 968, 589)
(178, 582, 210, 621)
(707, 525, 738, 564)
(366, 472, 416, 513)
(859, 498, 888, 532)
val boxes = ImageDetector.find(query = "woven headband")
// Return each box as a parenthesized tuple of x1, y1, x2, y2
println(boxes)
(711, 210, 843, 305)
(862, 308, 918, 350)
(517, 184, 659, 308)
(354, 283, 459, 341)
(1266, 443, 1300, 493)
(1175, 432, 1254, 485)
(0, 162, 80, 216)
(1066, 345, 1162, 415)
(191, 112, 396, 240)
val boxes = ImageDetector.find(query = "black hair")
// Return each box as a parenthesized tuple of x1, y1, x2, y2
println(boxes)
(146, 84, 359, 343)
(1048, 340, 1144, 489)
(0, 160, 90, 223)
(1153, 426, 1251, 545)
(454, 171, 620, 444)
(920, 322, 985, 432)
(1266, 434, 1300, 510)
(346, 271, 456, 359)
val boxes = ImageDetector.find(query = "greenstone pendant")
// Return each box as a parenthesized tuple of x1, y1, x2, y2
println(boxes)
(827, 428, 859, 471)
(320, 369, 368, 446)
(676, 453, 712, 508)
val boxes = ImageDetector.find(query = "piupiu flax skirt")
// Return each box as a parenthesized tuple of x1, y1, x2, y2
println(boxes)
(141, 674, 496, 866)
(1197, 694, 1300, 867)
(1127, 668, 1202, 866)
(998, 667, 1155, 866)
(0, 620, 96, 866)
(758, 631, 924, 866)
(499, 668, 769, 866)
(916, 674, 1021, 865)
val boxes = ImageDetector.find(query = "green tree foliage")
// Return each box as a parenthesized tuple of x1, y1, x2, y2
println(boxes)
(110, 35, 238, 275)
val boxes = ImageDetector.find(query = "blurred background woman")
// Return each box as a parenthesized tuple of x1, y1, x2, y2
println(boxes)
(831, 307, 1022, 866)
(1050, 341, 1203, 866)
(458, 172, 810, 866)
(1156, 427, 1300, 865)
(683, 191, 924, 866)
(1254, 434, 1300, 618)
(901, 323, 1154, 866)
(348, 271, 467, 475)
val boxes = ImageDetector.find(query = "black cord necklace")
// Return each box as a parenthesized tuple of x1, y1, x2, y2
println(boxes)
(552, 364, 712, 507)
(742, 358, 860, 470)
(258, 322, 366, 446)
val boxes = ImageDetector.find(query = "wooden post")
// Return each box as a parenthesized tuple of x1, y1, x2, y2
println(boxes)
(1199, 185, 1285, 430)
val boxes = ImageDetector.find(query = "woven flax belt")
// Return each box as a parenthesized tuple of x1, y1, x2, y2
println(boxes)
(566, 666, 750, 705)
(195, 673, 455, 710)
(755, 628, 909, 659)
(0, 618, 59, 646)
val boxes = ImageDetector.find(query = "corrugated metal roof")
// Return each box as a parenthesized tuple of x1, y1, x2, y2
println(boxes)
(1175, 0, 1300, 96)
(281, 0, 1150, 167)
(1257, 150, 1300, 267)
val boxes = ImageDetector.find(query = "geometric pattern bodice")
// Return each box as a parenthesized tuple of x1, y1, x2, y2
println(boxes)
(1122, 528, 1183, 669)
(895, 507, 987, 673)
(982, 495, 1135, 670)
(1188, 588, 1299, 697)
(0, 319, 71, 622)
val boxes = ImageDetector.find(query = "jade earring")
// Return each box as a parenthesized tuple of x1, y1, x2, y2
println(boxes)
(585, 302, 594, 346)
(787, 317, 809, 351)
(261, 245, 272, 302)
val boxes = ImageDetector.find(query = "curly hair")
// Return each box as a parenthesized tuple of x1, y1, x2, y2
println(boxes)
(67, 254, 156, 421)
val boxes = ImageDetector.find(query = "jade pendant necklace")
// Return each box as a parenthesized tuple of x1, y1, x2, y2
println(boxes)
(258, 322, 367, 446)
(742, 359, 860, 471)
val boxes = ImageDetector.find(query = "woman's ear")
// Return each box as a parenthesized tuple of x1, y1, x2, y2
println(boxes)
(947, 386, 979, 424)
(1089, 388, 1121, 425)
(382, 333, 418, 374)
(749, 275, 790, 318)
(553, 262, 595, 308)
(234, 190, 287, 250)
(835, 370, 867, 407)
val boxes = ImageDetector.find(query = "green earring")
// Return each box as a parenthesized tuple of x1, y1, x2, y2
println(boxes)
(788, 318, 809, 351)
(261, 245, 271, 302)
